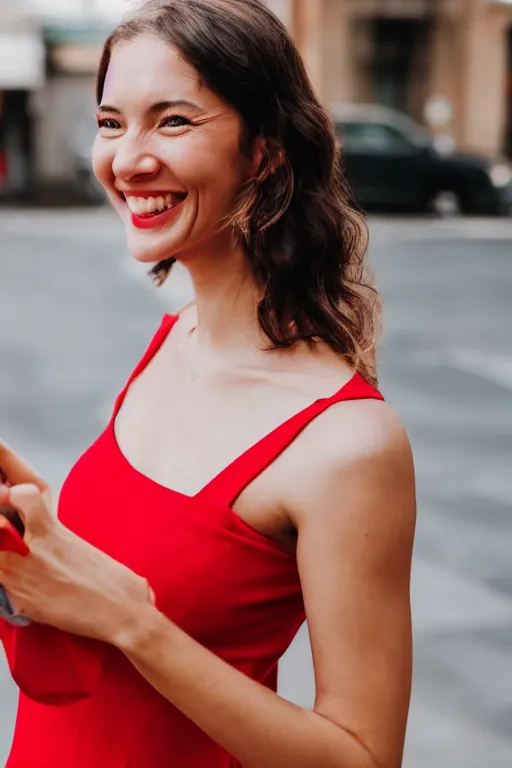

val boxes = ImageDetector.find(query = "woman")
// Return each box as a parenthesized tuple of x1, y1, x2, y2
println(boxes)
(0, 1, 416, 766)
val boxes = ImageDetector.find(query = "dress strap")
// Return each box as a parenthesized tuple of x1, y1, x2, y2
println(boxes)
(111, 314, 178, 420)
(196, 372, 384, 509)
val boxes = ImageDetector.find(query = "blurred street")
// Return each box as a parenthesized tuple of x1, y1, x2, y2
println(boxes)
(0, 207, 511, 767)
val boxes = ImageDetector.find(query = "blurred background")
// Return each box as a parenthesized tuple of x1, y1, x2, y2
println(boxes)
(1, 0, 511, 766)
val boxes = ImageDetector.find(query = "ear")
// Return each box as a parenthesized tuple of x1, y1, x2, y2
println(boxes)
(250, 137, 286, 181)
(249, 135, 267, 177)
(269, 146, 285, 174)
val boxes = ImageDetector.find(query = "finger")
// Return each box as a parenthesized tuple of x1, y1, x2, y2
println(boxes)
(0, 551, 25, 589)
(0, 484, 10, 505)
(8, 483, 54, 538)
(0, 440, 48, 492)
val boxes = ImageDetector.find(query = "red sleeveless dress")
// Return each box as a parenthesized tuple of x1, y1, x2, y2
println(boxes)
(2, 314, 383, 767)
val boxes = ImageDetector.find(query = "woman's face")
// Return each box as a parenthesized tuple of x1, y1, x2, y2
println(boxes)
(93, 34, 258, 264)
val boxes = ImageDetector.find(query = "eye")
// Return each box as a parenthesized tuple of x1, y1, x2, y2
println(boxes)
(160, 115, 191, 129)
(97, 118, 121, 130)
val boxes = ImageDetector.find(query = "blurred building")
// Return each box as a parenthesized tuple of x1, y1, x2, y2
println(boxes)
(0, 0, 122, 201)
(1, 0, 512, 201)
(0, 2, 44, 197)
(291, 0, 512, 158)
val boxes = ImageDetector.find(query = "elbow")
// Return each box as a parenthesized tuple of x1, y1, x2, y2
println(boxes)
(314, 711, 400, 768)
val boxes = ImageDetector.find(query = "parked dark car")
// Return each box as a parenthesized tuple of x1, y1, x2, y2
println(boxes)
(332, 104, 512, 216)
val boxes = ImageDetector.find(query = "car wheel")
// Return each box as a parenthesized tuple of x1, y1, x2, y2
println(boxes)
(434, 189, 463, 219)
(430, 190, 461, 218)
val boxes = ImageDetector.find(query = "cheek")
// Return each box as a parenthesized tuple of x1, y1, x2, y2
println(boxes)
(91, 138, 114, 189)
(192, 150, 251, 213)
(164, 131, 250, 200)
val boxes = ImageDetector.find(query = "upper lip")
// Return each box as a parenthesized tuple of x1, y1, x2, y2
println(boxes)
(116, 190, 186, 199)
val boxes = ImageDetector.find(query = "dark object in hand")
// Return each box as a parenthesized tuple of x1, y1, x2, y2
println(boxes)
(0, 506, 25, 537)
(0, 505, 30, 626)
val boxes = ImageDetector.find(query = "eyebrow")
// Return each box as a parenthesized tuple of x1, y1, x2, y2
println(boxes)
(96, 99, 204, 117)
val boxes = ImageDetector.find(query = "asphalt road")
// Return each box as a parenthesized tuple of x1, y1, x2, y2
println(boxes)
(1, 208, 511, 767)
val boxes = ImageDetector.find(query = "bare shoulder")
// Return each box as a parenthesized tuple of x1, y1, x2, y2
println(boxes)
(287, 396, 416, 768)
(285, 396, 416, 537)
(296, 395, 413, 484)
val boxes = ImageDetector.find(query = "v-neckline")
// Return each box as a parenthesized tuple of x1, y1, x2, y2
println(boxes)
(108, 312, 377, 509)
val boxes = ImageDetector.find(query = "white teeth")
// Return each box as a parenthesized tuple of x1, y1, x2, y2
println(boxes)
(128, 197, 148, 215)
(125, 194, 176, 216)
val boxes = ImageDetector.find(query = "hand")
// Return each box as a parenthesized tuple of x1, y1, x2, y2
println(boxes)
(0, 440, 155, 644)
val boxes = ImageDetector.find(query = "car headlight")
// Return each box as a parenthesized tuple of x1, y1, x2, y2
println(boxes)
(490, 163, 512, 188)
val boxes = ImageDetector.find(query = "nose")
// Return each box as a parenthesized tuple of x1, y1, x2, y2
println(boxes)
(111, 134, 161, 182)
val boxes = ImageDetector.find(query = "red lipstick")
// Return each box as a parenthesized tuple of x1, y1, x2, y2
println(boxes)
(131, 202, 184, 230)
(121, 191, 187, 230)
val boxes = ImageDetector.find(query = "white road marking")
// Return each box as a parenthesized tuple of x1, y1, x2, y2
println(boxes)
(369, 216, 512, 243)
(413, 347, 512, 392)
(450, 348, 512, 391)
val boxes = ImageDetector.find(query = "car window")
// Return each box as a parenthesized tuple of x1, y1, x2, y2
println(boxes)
(337, 121, 414, 152)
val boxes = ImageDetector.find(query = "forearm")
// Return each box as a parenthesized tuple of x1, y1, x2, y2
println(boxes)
(115, 606, 377, 768)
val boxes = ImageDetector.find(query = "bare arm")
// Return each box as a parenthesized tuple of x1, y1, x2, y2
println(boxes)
(115, 401, 416, 768)
(0, 399, 415, 768)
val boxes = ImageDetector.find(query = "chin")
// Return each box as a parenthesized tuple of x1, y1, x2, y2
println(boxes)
(128, 241, 177, 265)
(124, 228, 180, 265)
(120, 201, 196, 265)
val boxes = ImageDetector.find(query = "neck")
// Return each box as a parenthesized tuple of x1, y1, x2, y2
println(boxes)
(178, 235, 266, 356)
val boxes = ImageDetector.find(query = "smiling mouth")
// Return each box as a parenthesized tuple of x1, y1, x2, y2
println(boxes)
(121, 192, 187, 218)
(119, 191, 188, 231)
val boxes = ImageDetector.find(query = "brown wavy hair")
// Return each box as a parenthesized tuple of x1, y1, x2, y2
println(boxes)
(96, 0, 380, 385)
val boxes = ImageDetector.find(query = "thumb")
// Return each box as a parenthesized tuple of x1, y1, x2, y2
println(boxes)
(8, 483, 55, 539)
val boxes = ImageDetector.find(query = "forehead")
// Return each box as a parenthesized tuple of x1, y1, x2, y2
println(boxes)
(103, 34, 206, 106)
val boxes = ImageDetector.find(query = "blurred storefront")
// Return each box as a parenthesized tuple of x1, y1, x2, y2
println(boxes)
(290, 0, 512, 158)
(2, 0, 512, 203)
(505, 23, 512, 156)
(33, 23, 108, 199)
(0, 6, 44, 198)
(0, 0, 114, 202)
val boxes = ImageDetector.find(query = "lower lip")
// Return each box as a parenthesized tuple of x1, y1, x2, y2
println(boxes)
(130, 200, 184, 230)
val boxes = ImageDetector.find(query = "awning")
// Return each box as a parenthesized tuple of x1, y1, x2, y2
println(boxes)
(0, 31, 45, 89)
(50, 43, 104, 75)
